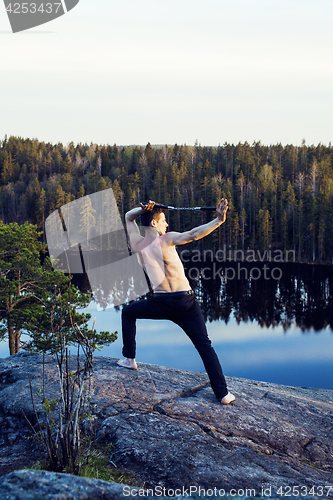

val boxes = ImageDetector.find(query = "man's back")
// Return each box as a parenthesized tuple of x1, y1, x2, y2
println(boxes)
(136, 232, 191, 293)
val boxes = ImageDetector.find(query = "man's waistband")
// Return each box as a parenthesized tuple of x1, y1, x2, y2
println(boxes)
(154, 290, 194, 297)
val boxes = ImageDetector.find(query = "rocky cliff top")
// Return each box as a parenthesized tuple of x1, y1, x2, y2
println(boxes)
(0, 352, 332, 499)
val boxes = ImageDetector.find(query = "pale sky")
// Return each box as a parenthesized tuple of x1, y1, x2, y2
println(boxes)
(1, 0, 333, 147)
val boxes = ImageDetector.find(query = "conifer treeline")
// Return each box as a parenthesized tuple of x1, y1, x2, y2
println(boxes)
(1, 136, 333, 263)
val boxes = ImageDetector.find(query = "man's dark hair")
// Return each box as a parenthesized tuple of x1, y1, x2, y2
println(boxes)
(141, 208, 165, 227)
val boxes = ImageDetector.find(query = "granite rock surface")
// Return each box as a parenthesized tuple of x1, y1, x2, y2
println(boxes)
(0, 352, 332, 498)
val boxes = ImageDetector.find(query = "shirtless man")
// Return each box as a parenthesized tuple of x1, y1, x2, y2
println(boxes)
(117, 198, 235, 405)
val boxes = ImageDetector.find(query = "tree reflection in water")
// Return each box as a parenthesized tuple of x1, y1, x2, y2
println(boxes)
(185, 262, 333, 332)
(72, 261, 333, 333)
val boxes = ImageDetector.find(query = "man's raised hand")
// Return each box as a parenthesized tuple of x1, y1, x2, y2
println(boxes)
(140, 200, 156, 211)
(216, 198, 228, 223)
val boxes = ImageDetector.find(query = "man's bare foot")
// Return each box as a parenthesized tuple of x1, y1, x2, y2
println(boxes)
(117, 358, 138, 370)
(221, 392, 235, 405)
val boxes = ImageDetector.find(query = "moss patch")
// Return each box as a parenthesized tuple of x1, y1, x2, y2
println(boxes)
(79, 442, 142, 486)
(29, 442, 142, 487)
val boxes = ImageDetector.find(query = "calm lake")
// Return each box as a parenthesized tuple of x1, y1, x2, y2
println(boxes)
(1, 261, 333, 391)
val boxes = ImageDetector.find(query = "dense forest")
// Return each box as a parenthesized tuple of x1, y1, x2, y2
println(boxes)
(1, 135, 333, 263)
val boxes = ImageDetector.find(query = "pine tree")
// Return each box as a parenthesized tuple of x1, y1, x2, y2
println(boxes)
(55, 185, 66, 210)
(258, 209, 272, 252)
(79, 195, 96, 245)
(240, 208, 247, 250)
(0, 223, 64, 354)
(1, 151, 14, 185)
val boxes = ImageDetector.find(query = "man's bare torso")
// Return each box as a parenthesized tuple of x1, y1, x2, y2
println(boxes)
(135, 232, 191, 293)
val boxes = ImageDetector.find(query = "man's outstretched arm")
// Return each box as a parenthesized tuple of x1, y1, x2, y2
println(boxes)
(165, 198, 228, 246)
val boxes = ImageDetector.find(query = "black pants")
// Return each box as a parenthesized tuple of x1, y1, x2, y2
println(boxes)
(121, 291, 228, 400)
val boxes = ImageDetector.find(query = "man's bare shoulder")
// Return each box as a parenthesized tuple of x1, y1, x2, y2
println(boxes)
(160, 232, 179, 246)
(162, 230, 195, 246)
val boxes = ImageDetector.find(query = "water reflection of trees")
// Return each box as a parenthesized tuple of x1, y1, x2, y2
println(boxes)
(72, 261, 333, 333)
(185, 262, 333, 332)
